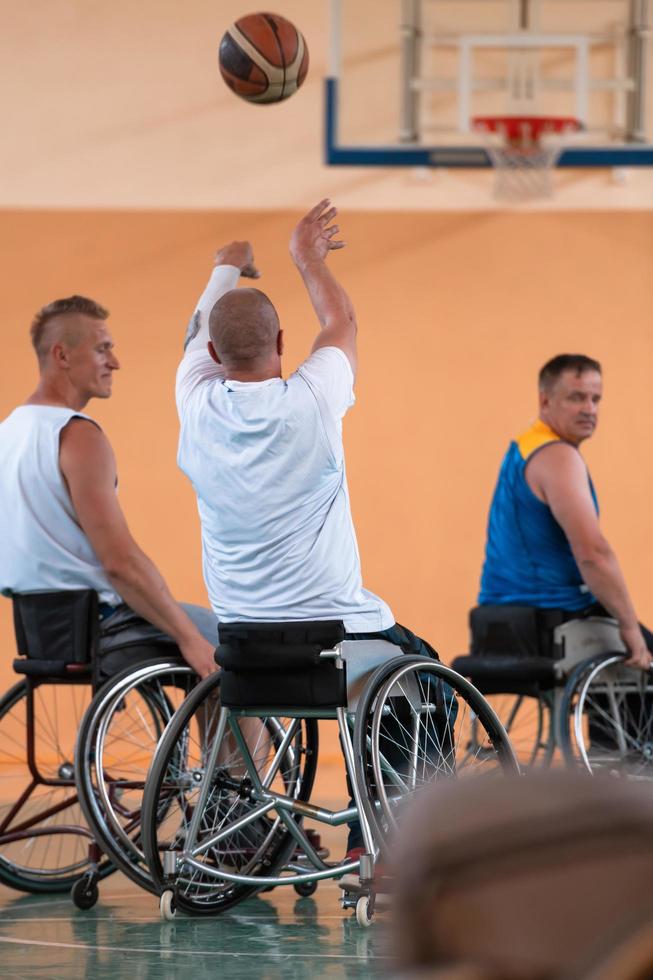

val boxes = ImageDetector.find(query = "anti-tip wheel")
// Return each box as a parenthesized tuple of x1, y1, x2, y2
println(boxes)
(160, 890, 177, 921)
(355, 894, 374, 928)
(71, 875, 99, 910)
(294, 880, 318, 898)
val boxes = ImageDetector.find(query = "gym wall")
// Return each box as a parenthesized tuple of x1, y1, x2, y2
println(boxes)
(1, 207, 652, 699)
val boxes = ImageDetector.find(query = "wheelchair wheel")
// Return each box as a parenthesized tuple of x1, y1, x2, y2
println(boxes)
(478, 692, 555, 768)
(558, 653, 653, 778)
(0, 679, 114, 893)
(75, 659, 197, 893)
(353, 656, 519, 856)
(141, 671, 318, 915)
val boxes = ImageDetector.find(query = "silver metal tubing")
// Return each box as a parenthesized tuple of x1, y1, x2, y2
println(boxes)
(319, 647, 341, 660)
(183, 703, 229, 851)
(400, 0, 422, 142)
(163, 850, 178, 876)
(256, 788, 357, 826)
(179, 855, 361, 889)
(260, 716, 301, 789)
(186, 799, 277, 860)
(626, 0, 650, 141)
(277, 816, 329, 871)
(337, 706, 377, 858)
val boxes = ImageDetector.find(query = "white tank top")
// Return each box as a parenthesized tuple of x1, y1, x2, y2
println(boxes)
(0, 405, 120, 603)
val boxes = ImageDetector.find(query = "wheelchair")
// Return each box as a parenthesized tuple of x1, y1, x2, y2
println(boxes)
(0, 589, 199, 907)
(452, 607, 651, 776)
(139, 620, 519, 927)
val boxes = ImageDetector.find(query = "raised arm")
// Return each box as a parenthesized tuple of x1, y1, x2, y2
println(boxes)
(528, 443, 652, 669)
(59, 418, 217, 678)
(183, 241, 260, 355)
(289, 199, 357, 375)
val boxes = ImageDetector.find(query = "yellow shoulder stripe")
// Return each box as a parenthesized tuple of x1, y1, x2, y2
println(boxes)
(517, 419, 560, 460)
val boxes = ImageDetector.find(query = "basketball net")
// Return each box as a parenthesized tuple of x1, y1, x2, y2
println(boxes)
(473, 116, 583, 201)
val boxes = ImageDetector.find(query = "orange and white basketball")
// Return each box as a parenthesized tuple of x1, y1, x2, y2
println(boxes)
(219, 12, 309, 105)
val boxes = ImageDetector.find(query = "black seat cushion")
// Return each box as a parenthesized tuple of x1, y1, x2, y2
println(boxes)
(12, 590, 98, 670)
(451, 654, 556, 694)
(216, 620, 346, 709)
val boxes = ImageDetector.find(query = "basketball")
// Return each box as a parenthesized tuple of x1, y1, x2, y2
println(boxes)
(219, 12, 309, 104)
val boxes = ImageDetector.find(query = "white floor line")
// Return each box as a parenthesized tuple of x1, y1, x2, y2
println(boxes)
(0, 914, 353, 923)
(0, 936, 389, 961)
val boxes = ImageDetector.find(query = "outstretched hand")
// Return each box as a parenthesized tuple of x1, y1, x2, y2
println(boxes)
(290, 199, 345, 270)
(214, 240, 260, 279)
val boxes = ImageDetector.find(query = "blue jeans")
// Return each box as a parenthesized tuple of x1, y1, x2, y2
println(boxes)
(98, 602, 218, 677)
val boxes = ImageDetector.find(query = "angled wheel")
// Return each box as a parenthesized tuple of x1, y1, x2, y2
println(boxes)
(141, 671, 319, 915)
(478, 692, 554, 768)
(353, 657, 519, 858)
(0, 679, 114, 893)
(75, 659, 198, 893)
(558, 653, 653, 778)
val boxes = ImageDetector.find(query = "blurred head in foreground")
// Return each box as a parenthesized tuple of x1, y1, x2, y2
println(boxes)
(392, 770, 653, 979)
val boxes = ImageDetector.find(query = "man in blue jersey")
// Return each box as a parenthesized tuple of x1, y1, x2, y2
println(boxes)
(478, 353, 652, 669)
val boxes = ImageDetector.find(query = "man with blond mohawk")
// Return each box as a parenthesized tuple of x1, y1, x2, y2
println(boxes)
(0, 294, 217, 678)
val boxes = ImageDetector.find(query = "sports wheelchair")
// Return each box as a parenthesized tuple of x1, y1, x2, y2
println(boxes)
(0, 589, 198, 906)
(140, 620, 519, 926)
(452, 607, 653, 777)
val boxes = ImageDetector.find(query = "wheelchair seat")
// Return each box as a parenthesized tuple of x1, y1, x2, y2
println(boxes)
(452, 604, 559, 694)
(215, 620, 346, 708)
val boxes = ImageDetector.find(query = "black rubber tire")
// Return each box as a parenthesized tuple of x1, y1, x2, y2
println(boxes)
(141, 671, 319, 915)
(75, 659, 196, 894)
(293, 880, 318, 897)
(71, 874, 99, 910)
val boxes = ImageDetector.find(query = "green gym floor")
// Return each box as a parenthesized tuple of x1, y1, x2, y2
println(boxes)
(0, 771, 389, 979)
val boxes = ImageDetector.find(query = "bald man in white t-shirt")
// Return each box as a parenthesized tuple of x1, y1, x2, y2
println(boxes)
(176, 200, 438, 858)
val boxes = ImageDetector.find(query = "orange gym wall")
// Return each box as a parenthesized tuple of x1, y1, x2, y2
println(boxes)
(1, 208, 652, 704)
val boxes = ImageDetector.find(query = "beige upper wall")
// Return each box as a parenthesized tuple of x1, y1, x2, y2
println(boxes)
(1, 0, 653, 211)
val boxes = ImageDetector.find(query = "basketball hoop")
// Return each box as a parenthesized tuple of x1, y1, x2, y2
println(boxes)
(473, 116, 583, 201)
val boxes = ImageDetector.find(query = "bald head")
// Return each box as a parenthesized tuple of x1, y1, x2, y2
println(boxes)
(209, 288, 280, 370)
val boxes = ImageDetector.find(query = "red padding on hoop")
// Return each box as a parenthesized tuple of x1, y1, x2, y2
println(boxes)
(472, 115, 583, 141)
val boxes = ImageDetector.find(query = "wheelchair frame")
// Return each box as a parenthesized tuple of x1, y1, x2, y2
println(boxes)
(455, 615, 649, 774)
(141, 639, 519, 926)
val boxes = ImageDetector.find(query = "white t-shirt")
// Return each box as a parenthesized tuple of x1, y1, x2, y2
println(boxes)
(0, 406, 120, 604)
(175, 266, 393, 632)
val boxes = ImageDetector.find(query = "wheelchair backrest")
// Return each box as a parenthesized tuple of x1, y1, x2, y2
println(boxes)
(553, 616, 626, 678)
(215, 621, 406, 713)
(12, 589, 99, 666)
(469, 605, 543, 658)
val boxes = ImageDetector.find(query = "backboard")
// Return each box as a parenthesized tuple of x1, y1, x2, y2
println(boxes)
(326, 0, 653, 169)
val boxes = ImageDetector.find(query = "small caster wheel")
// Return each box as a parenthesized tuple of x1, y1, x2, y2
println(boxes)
(356, 894, 374, 928)
(294, 880, 318, 898)
(160, 890, 177, 921)
(71, 874, 99, 910)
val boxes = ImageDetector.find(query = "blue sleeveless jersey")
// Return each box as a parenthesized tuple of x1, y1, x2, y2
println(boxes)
(478, 419, 597, 611)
